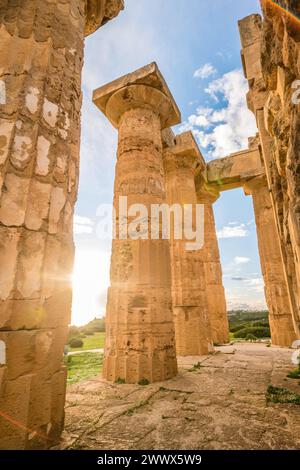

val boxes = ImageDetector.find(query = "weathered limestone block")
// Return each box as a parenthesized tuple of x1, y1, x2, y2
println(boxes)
(244, 176, 297, 347)
(206, 144, 264, 192)
(0, 0, 85, 328)
(0, 366, 67, 450)
(239, 9, 300, 338)
(0, 0, 123, 450)
(162, 130, 213, 356)
(85, 0, 124, 35)
(93, 63, 179, 383)
(195, 169, 229, 345)
(0, 373, 33, 450)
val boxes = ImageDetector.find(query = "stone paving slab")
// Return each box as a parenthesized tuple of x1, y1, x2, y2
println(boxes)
(61, 343, 300, 450)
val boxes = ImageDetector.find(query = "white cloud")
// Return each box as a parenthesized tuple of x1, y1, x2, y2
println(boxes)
(234, 256, 250, 265)
(225, 276, 266, 310)
(74, 215, 94, 235)
(246, 278, 264, 288)
(182, 69, 257, 159)
(217, 223, 249, 239)
(194, 63, 217, 79)
(188, 113, 211, 128)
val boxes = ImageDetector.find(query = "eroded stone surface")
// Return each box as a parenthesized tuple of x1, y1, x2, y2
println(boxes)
(94, 64, 180, 384)
(163, 131, 213, 355)
(195, 160, 229, 345)
(0, 0, 123, 450)
(239, 8, 300, 339)
(206, 145, 264, 192)
(244, 176, 297, 347)
(62, 344, 300, 450)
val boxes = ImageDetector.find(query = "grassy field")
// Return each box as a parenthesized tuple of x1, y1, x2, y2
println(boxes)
(66, 353, 104, 384)
(69, 332, 105, 351)
(228, 310, 270, 342)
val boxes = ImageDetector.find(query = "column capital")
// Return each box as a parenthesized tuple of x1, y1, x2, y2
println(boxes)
(163, 131, 204, 173)
(85, 0, 124, 36)
(93, 62, 181, 129)
(243, 174, 268, 195)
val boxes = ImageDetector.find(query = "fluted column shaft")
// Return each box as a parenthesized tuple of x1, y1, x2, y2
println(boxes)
(163, 140, 213, 356)
(101, 83, 178, 383)
(203, 201, 229, 345)
(195, 172, 229, 345)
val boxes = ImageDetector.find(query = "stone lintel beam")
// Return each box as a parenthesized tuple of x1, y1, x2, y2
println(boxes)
(85, 0, 124, 36)
(93, 62, 181, 129)
(206, 146, 265, 193)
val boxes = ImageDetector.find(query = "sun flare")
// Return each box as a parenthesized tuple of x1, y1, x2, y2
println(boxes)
(71, 248, 111, 326)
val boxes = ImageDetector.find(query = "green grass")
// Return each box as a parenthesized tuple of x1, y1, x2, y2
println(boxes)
(287, 367, 300, 379)
(66, 353, 104, 385)
(266, 385, 300, 405)
(69, 332, 105, 351)
(188, 362, 202, 373)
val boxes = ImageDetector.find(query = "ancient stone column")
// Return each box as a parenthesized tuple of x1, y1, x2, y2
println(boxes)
(93, 63, 180, 383)
(195, 171, 229, 345)
(162, 131, 213, 356)
(0, 0, 124, 450)
(244, 176, 297, 347)
(238, 11, 300, 338)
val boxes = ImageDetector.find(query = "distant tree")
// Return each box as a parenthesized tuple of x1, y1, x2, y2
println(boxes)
(234, 326, 270, 339)
(67, 317, 105, 346)
(68, 326, 81, 344)
(69, 338, 83, 348)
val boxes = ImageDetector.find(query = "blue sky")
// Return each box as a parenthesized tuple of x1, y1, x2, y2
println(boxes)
(72, 0, 266, 325)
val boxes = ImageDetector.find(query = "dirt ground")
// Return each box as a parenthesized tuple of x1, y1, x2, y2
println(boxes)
(61, 343, 300, 450)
